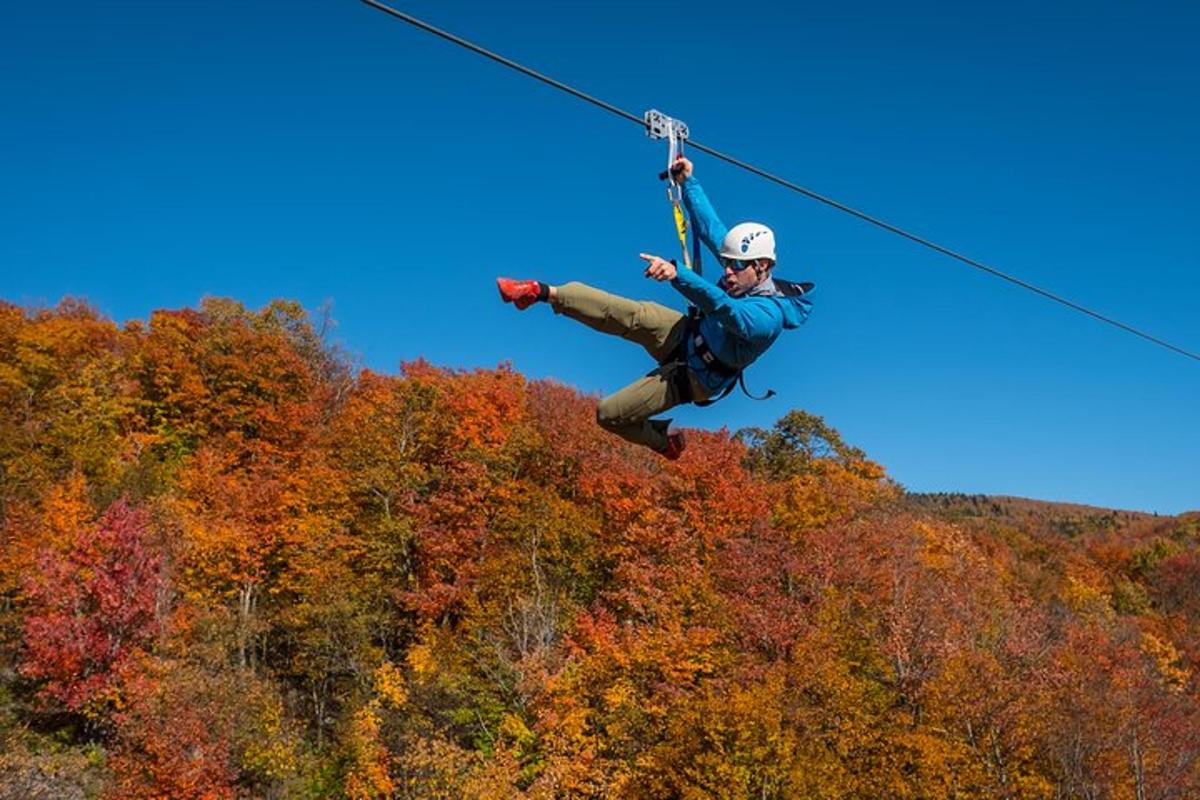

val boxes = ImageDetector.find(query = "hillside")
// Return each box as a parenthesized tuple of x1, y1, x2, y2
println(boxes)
(909, 492, 1170, 523)
(1, 298, 1197, 799)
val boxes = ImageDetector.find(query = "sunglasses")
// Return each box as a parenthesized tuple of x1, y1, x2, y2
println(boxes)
(721, 257, 758, 272)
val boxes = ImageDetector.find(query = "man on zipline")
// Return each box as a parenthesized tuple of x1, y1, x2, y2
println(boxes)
(497, 157, 813, 460)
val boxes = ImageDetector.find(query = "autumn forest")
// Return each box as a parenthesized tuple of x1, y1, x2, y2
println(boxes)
(1, 297, 1198, 799)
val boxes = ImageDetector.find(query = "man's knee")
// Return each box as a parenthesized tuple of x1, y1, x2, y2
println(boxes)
(595, 396, 629, 431)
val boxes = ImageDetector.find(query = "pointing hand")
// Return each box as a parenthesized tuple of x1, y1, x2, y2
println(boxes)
(640, 253, 677, 282)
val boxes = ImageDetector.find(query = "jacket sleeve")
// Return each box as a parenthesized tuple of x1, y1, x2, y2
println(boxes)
(670, 267, 782, 342)
(681, 176, 728, 260)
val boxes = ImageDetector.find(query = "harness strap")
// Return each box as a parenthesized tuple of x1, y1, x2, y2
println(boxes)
(669, 190, 691, 270)
(667, 311, 773, 407)
(666, 125, 692, 271)
(689, 329, 736, 377)
(646, 110, 695, 272)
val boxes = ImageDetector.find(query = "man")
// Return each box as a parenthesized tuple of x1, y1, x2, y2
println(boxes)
(496, 157, 812, 460)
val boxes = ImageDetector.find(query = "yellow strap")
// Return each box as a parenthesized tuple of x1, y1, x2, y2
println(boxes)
(669, 190, 692, 270)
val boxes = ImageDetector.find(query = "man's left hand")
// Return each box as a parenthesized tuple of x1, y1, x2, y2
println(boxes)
(640, 253, 677, 282)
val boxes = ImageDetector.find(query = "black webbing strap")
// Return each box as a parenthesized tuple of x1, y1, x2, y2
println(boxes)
(669, 311, 742, 407)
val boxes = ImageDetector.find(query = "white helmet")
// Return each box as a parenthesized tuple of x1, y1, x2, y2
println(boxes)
(720, 222, 776, 263)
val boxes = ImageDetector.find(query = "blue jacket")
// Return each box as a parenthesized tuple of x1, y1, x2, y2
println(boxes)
(671, 175, 813, 397)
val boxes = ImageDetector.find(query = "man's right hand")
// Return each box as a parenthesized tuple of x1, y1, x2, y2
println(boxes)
(670, 156, 694, 182)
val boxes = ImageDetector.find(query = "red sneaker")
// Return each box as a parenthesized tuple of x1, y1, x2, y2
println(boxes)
(660, 431, 686, 461)
(497, 278, 542, 310)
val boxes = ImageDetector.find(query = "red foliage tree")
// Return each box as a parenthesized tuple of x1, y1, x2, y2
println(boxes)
(20, 499, 165, 714)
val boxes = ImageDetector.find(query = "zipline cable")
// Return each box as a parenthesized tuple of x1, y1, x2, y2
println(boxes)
(360, 0, 644, 126)
(359, 0, 1200, 364)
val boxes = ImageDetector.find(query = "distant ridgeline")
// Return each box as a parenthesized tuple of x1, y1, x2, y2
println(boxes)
(1, 297, 1198, 799)
(907, 492, 1186, 533)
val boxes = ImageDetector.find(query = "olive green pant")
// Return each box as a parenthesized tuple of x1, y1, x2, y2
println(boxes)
(551, 282, 707, 452)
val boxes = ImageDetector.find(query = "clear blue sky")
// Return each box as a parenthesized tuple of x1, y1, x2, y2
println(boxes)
(3, 1, 1197, 513)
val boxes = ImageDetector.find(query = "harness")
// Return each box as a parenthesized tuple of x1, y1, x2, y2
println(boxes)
(667, 278, 815, 406)
(667, 308, 775, 407)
